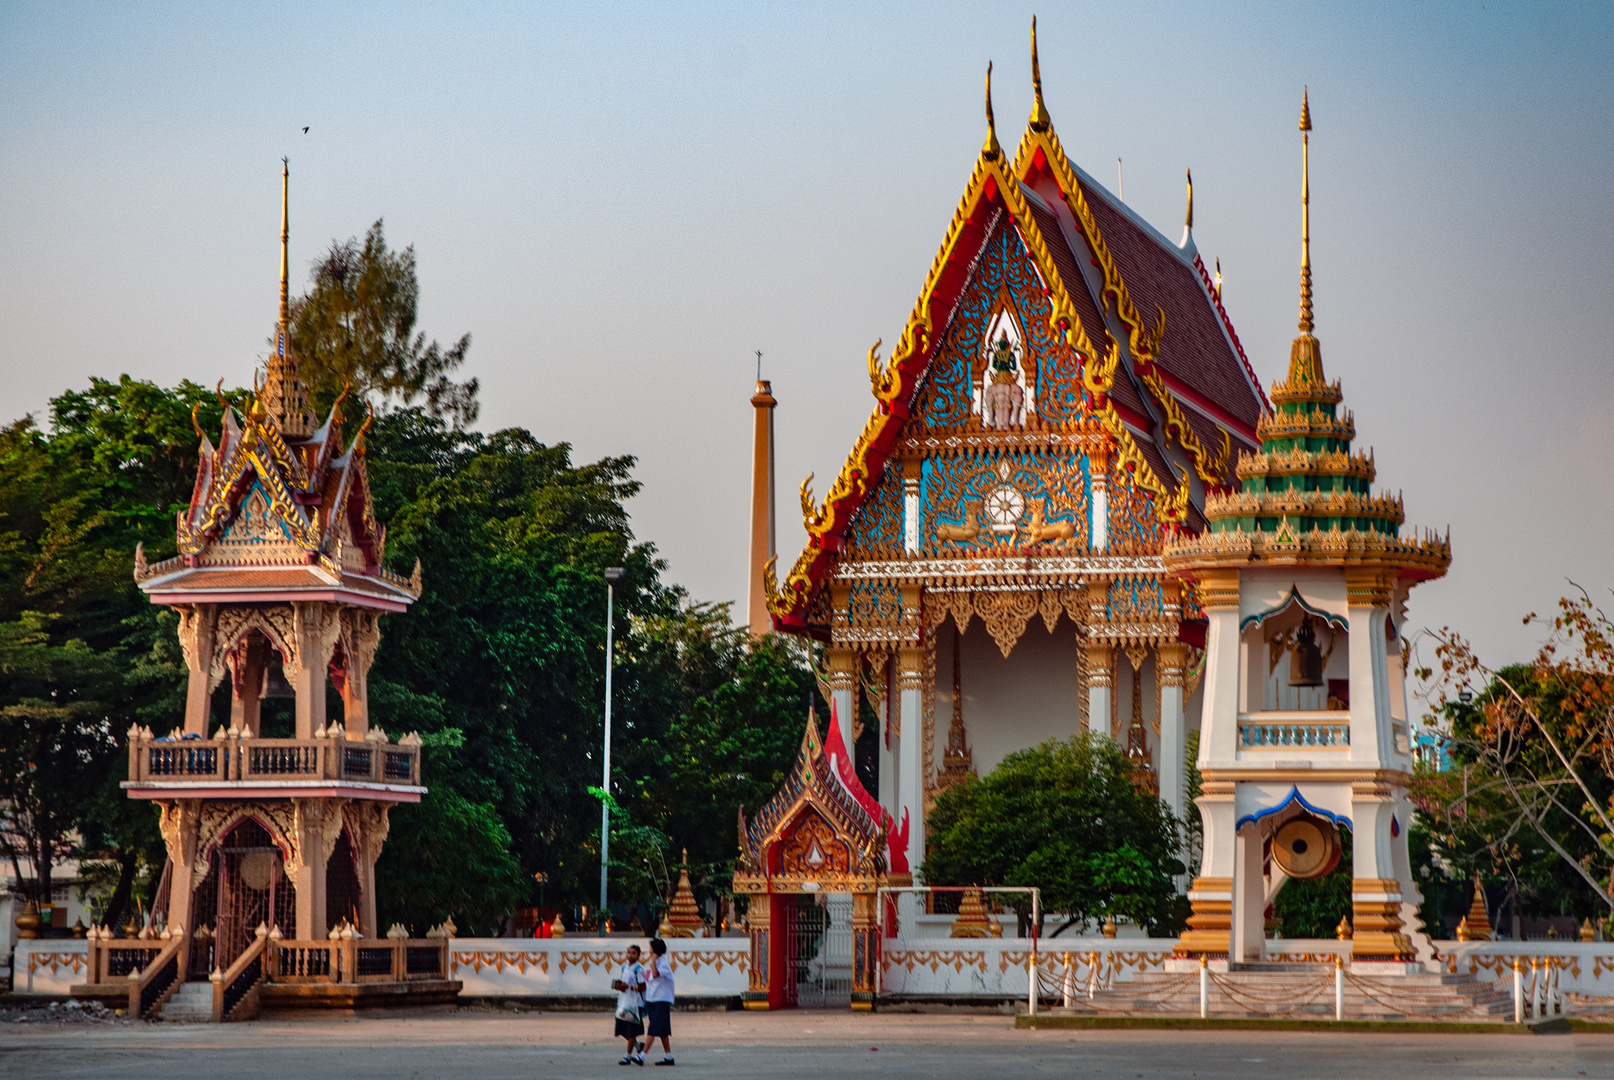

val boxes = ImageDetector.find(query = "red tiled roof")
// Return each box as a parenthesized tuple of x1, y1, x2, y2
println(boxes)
(1076, 178, 1263, 432)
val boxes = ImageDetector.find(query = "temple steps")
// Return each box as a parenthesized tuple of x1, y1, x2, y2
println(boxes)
(1055, 968, 1515, 1022)
(157, 981, 215, 1022)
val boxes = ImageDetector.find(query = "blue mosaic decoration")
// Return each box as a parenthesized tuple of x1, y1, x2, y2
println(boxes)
(847, 578, 902, 632)
(1108, 472, 1164, 551)
(844, 463, 904, 556)
(921, 451, 1089, 555)
(1107, 575, 1164, 622)
(913, 218, 1087, 428)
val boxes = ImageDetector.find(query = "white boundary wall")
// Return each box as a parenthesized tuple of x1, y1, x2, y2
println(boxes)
(15, 936, 1614, 1005)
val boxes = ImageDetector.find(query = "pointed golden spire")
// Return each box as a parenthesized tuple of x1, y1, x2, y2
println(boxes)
(1285, 88, 1326, 388)
(1298, 88, 1313, 334)
(1184, 168, 1194, 230)
(1214, 257, 1223, 301)
(279, 157, 290, 336)
(982, 61, 1002, 160)
(261, 159, 314, 438)
(1029, 17, 1051, 133)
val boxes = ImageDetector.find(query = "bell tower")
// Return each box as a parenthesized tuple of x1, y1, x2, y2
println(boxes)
(1164, 93, 1450, 966)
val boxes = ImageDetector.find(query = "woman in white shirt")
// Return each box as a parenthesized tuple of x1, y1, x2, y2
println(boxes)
(642, 937, 676, 1066)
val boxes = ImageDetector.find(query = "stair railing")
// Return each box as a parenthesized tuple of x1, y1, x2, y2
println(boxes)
(128, 937, 186, 1019)
(212, 934, 269, 1022)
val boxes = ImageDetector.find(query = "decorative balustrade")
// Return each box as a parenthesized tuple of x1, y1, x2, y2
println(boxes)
(1238, 712, 1350, 749)
(127, 733, 421, 787)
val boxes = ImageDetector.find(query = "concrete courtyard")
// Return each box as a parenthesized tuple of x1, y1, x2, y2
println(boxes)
(2, 1008, 1612, 1079)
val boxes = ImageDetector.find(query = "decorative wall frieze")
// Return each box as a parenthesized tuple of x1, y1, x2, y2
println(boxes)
(834, 554, 1163, 585)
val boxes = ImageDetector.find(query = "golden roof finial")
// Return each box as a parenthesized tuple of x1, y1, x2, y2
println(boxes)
(1214, 257, 1222, 301)
(279, 157, 290, 342)
(1285, 87, 1326, 388)
(1184, 168, 1194, 230)
(982, 61, 1002, 160)
(1298, 88, 1313, 334)
(1029, 17, 1051, 133)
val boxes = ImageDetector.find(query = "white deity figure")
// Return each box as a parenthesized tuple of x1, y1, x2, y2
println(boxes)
(981, 332, 1025, 429)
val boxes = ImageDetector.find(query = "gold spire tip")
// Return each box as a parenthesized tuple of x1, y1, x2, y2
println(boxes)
(983, 60, 1002, 159)
(1029, 16, 1051, 132)
(278, 158, 291, 336)
(1299, 87, 1312, 132)
(1184, 168, 1194, 230)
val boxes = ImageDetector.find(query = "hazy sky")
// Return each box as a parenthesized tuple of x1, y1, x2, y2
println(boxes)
(2, 2, 1610, 675)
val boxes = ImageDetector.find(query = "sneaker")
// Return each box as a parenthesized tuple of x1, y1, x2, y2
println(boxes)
(654, 1059, 675, 1067)
(619, 1056, 633, 1066)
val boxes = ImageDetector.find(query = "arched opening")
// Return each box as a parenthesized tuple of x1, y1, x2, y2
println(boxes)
(1241, 590, 1349, 714)
(190, 818, 295, 975)
(326, 829, 363, 931)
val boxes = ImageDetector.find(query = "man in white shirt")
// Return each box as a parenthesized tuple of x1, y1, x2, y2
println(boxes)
(643, 937, 676, 1066)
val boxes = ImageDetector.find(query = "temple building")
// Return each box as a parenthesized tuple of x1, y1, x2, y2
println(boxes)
(758, 24, 1270, 894)
(106, 163, 429, 1001)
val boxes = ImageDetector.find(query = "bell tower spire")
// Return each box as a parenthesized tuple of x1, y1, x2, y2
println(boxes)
(1029, 17, 1051, 133)
(982, 61, 1002, 161)
(262, 159, 315, 438)
(1286, 90, 1326, 388)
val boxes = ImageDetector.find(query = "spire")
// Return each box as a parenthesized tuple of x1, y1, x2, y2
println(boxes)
(1298, 88, 1314, 335)
(748, 370, 777, 638)
(1029, 17, 1051, 133)
(982, 61, 1002, 160)
(261, 159, 315, 439)
(1286, 89, 1326, 387)
(1184, 168, 1194, 231)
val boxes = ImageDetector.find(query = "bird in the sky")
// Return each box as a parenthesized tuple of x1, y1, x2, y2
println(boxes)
(302, 127, 309, 134)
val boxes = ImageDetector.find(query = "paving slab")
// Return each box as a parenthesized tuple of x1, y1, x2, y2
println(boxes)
(2, 1006, 1613, 1079)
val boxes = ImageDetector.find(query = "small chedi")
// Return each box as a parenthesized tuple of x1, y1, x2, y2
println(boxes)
(658, 851, 706, 938)
(75, 164, 451, 1019)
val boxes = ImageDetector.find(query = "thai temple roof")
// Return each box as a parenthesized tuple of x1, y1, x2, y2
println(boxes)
(135, 161, 420, 612)
(766, 23, 1269, 630)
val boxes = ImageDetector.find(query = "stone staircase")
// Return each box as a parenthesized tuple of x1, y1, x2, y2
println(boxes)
(157, 981, 214, 1023)
(1059, 965, 1515, 1022)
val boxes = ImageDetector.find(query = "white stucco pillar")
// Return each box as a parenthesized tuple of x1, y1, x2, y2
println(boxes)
(1086, 641, 1113, 737)
(1230, 824, 1267, 963)
(827, 647, 857, 756)
(1157, 643, 1188, 822)
(896, 645, 927, 930)
(903, 476, 921, 555)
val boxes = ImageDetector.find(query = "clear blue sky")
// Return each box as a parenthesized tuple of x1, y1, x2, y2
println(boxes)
(2, 2, 1610, 676)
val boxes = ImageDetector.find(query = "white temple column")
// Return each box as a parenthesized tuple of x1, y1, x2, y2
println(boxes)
(1231, 823, 1267, 963)
(1089, 445, 1110, 552)
(903, 474, 921, 555)
(826, 647, 857, 756)
(1086, 642, 1113, 737)
(896, 645, 926, 930)
(1156, 642, 1188, 825)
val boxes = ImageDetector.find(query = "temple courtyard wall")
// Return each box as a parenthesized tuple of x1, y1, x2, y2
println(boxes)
(16, 935, 1614, 1006)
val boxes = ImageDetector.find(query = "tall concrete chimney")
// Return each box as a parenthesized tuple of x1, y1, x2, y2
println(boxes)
(747, 379, 777, 637)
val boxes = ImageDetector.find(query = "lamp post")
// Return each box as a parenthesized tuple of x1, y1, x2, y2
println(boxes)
(599, 567, 625, 928)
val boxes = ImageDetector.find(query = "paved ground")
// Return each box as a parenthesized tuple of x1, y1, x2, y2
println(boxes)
(2, 1007, 1612, 1079)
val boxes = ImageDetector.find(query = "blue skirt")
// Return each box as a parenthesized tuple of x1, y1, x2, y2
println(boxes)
(645, 1000, 672, 1037)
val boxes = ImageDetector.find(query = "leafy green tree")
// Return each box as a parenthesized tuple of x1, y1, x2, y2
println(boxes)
(922, 734, 1185, 935)
(374, 786, 526, 936)
(288, 221, 477, 426)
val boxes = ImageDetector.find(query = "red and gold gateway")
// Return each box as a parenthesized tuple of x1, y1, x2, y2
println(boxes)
(750, 23, 1268, 929)
(76, 165, 455, 1020)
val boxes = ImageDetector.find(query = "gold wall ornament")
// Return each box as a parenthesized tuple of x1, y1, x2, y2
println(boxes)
(936, 629, 975, 790)
(799, 473, 826, 532)
(935, 501, 984, 546)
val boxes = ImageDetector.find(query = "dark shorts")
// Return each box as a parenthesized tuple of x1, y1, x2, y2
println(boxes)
(614, 1015, 644, 1040)
(645, 1000, 672, 1037)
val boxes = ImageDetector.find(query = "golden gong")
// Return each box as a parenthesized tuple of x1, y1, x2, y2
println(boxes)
(1272, 815, 1341, 880)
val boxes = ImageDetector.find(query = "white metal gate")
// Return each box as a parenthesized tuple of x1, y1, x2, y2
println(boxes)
(791, 893, 853, 1008)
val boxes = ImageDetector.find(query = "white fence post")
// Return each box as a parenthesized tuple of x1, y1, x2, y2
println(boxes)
(1334, 955, 1343, 1021)
(1199, 956, 1208, 1019)
(1513, 957, 1523, 1024)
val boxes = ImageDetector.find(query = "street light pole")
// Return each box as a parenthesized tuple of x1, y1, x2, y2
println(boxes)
(600, 567, 625, 927)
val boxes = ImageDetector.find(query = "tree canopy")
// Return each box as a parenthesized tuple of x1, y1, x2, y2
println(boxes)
(921, 734, 1185, 935)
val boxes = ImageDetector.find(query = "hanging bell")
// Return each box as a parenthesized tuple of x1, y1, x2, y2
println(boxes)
(1289, 619, 1325, 687)
(262, 664, 296, 699)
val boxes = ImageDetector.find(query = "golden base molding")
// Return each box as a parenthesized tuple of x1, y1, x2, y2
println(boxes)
(1176, 877, 1232, 956)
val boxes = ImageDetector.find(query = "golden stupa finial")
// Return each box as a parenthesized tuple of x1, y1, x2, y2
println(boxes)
(1214, 257, 1223, 301)
(1285, 87, 1325, 388)
(279, 157, 290, 343)
(1298, 88, 1313, 335)
(1184, 168, 1194, 230)
(982, 61, 1002, 160)
(1029, 17, 1051, 133)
